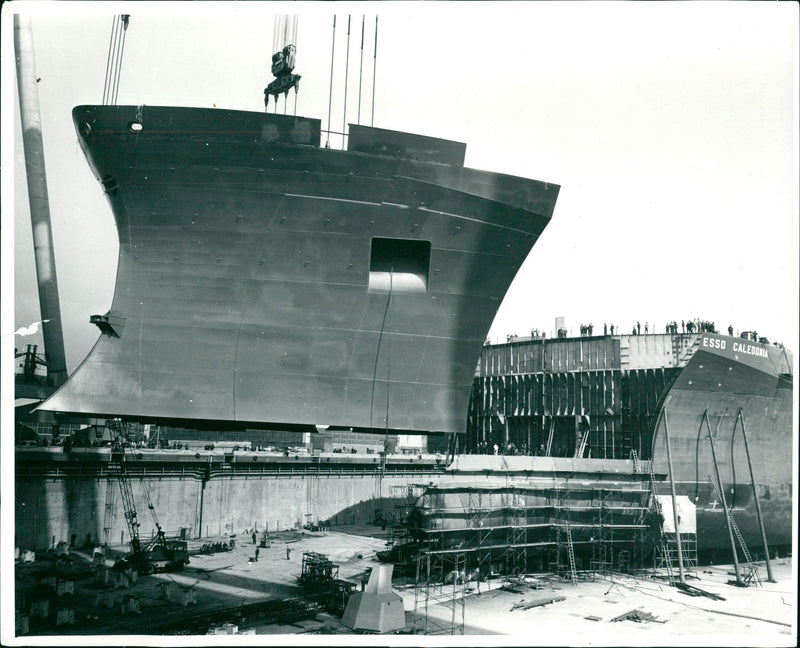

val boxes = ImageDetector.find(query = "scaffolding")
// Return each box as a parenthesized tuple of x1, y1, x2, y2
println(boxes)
(468, 489, 494, 579)
(408, 463, 657, 590)
(505, 484, 527, 578)
(298, 551, 339, 587)
(412, 549, 466, 635)
(590, 488, 614, 577)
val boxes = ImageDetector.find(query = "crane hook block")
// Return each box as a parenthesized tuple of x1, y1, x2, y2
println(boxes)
(265, 44, 300, 106)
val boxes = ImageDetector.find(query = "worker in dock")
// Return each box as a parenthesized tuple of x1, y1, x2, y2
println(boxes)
(252, 530, 257, 545)
(286, 547, 292, 560)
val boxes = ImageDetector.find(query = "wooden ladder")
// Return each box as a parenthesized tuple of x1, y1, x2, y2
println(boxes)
(558, 518, 578, 585)
(708, 474, 761, 586)
(545, 418, 555, 457)
(576, 431, 589, 458)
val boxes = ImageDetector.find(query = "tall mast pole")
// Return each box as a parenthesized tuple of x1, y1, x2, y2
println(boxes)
(14, 13, 68, 387)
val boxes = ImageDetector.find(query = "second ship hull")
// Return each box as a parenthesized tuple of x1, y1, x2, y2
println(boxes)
(652, 333, 793, 551)
(467, 332, 793, 553)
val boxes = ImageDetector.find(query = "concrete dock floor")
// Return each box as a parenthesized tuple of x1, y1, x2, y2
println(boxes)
(12, 524, 797, 645)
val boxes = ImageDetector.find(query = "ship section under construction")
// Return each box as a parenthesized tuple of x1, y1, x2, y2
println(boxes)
(464, 331, 793, 554)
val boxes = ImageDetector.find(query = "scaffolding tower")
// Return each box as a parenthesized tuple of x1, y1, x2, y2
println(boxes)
(467, 489, 494, 579)
(505, 484, 527, 578)
(590, 487, 614, 577)
(413, 549, 466, 636)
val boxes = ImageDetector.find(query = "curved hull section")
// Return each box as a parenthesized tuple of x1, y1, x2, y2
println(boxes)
(653, 333, 793, 550)
(40, 106, 558, 434)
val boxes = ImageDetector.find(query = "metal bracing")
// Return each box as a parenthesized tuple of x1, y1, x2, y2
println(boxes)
(102, 473, 116, 548)
(413, 550, 466, 636)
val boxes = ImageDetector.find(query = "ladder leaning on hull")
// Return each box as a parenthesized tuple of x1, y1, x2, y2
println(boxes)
(702, 409, 761, 587)
(707, 472, 761, 587)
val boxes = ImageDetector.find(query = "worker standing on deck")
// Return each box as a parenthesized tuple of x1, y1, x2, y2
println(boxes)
(286, 547, 292, 560)
(252, 530, 257, 545)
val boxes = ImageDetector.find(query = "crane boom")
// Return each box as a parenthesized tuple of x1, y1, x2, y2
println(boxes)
(106, 419, 188, 574)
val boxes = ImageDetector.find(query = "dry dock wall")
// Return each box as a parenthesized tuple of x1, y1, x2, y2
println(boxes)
(14, 462, 438, 551)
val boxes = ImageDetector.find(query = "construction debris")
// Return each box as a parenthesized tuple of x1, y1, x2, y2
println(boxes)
(675, 582, 726, 601)
(510, 595, 566, 611)
(610, 608, 666, 624)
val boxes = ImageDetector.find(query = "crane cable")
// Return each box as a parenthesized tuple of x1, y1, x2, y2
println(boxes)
(326, 15, 336, 147)
(357, 16, 364, 125)
(342, 15, 351, 150)
(371, 15, 378, 126)
(102, 14, 130, 105)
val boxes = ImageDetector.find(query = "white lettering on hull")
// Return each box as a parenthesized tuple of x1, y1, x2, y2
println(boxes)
(732, 341, 769, 358)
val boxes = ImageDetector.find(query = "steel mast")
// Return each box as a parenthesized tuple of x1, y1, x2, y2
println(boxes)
(14, 13, 68, 387)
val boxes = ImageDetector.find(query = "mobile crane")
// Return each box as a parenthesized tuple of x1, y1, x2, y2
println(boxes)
(107, 419, 189, 574)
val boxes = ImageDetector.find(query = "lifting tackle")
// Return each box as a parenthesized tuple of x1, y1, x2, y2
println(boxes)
(264, 15, 301, 110)
(264, 43, 301, 108)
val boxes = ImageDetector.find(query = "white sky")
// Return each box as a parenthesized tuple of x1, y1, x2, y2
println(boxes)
(4, 1, 799, 375)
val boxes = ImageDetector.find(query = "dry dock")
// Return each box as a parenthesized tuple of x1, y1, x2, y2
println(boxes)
(13, 522, 796, 644)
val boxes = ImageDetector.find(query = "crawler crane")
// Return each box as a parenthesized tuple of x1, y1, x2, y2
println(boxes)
(107, 419, 189, 574)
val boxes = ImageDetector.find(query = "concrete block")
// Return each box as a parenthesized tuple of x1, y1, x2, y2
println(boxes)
(15, 547, 20, 561)
(22, 551, 36, 563)
(158, 582, 172, 600)
(121, 595, 140, 615)
(95, 591, 116, 609)
(29, 599, 49, 618)
(56, 579, 74, 596)
(112, 570, 127, 589)
(55, 608, 75, 626)
(238, 628, 256, 635)
(15, 613, 30, 635)
(36, 574, 57, 588)
(180, 587, 197, 606)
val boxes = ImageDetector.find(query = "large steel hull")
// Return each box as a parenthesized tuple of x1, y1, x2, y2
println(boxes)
(653, 333, 793, 550)
(39, 106, 558, 434)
